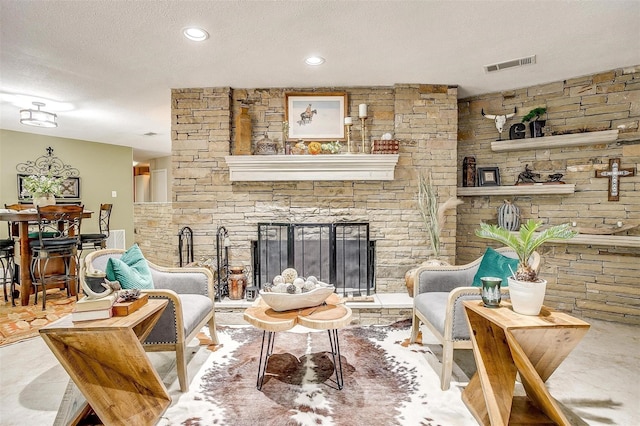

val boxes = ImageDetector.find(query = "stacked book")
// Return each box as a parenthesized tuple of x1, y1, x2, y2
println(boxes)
(71, 294, 117, 322)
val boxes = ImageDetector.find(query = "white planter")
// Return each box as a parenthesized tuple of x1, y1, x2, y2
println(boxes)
(508, 277, 547, 315)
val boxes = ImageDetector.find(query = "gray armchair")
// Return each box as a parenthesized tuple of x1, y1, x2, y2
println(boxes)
(83, 248, 219, 392)
(409, 247, 540, 390)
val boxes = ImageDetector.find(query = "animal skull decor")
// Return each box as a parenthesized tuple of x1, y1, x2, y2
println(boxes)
(481, 107, 517, 140)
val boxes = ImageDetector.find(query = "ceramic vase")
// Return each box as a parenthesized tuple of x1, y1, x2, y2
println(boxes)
(508, 277, 547, 315)
(33, 194, 56, 208)
(228, 266, 247, 300)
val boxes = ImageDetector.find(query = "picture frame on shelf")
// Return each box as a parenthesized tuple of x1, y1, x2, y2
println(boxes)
(18, 174, 81, 200)
(478, 167, 501, 187)
(285, 92, 347, 141)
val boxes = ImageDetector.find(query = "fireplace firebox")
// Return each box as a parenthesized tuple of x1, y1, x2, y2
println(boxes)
(253, 222, 375, 296)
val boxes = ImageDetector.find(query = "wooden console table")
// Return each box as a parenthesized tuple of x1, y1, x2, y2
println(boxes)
(462, 301, 590, 426)
(40, 299, 170, 425)
(243, 293, 352, 390)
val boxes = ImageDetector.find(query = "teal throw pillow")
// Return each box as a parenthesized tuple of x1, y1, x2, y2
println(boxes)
(105, 244, 154, 290)
(471, 247, 520, 287)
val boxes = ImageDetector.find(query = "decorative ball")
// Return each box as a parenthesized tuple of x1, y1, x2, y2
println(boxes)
(302, 281, 316, 292)
(293, 277, 305, 288)
(273, 275, 285, 285)
(307, 276, 318, 284)
(286, 284, 297, 294)
(274, 283, 289, 293)
(281, 268, 298, 283)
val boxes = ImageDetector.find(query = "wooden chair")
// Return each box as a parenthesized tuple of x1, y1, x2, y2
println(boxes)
(83, 248, 219, 392)
(409, 247, 541, 390)
(30, 205, 84, 309)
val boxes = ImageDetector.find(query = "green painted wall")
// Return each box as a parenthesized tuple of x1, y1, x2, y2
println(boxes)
(0, 129, 134, 245)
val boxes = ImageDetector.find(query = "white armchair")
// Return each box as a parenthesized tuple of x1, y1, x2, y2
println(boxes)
(409, 247, 540, 390)
(83, 249, 219, 392)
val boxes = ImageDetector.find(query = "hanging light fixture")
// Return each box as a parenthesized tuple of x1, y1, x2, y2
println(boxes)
(20, 102, 58, 128)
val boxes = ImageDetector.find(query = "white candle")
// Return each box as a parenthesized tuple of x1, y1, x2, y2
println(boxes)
(344, 117, 352, 125)
(358, 103, 367, 118)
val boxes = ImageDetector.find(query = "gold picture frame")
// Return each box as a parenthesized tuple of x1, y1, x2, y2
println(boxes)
(285, 92, 348, 141)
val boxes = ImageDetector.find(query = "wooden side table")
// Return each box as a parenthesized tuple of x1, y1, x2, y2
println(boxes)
(462, 301, 590, 426)
(40, 299, 170, 425)
(243, 293, 352, 390)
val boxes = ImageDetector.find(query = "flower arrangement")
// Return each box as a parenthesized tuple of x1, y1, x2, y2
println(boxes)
(21, 173, 64, 197)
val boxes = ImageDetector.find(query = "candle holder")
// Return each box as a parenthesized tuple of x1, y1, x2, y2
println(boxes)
(360, 116, 368, 154)
(345, 122, 353, 154)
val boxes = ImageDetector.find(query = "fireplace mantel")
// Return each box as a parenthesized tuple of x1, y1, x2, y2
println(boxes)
(225, 154, 399, 181)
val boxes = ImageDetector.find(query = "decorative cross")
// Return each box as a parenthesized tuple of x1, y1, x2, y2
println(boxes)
(595, 158, 636, 201)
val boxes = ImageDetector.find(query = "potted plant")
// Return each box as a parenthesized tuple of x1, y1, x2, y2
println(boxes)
(21, 173, 63, 207)
(475, 219, 576, 315)
(521, 107, 547, 138)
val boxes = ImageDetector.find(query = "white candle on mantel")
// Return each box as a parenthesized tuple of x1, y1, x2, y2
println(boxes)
(344, 117, 352, 125)
(358, 103, 367, 118)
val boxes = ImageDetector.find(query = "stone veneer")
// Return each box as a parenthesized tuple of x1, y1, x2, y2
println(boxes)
(133, 66, 639, 325)
(166, 85, 458, 294)
(457, 65, 640, 324)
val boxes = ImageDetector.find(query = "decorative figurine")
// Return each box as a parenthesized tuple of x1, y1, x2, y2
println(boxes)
(547, 173, 565, 183)
(481, 107, 517, 141)
(509, 122, 526, 140)
(462, 156, 477, 187)
(515, 164, 541, 185)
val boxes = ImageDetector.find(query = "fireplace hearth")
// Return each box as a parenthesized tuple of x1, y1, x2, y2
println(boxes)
(253, 222, 375, 296)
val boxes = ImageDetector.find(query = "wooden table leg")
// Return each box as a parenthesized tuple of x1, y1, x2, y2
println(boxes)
(18, 222, 32, 306)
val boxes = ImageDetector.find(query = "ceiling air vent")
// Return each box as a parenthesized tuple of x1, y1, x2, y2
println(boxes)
(484, 55, 536, 73)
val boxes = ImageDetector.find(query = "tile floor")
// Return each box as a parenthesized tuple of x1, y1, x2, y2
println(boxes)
(0, 300, 638, 425)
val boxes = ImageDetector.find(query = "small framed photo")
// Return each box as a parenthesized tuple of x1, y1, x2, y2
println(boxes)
(478, 167, 501, 186)
(285, 92, 347, 141)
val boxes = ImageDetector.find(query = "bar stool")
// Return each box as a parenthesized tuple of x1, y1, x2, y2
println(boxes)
(78, 203, 112, 257)
(0, 238, 15, 305)
(30, 205, 84, 310)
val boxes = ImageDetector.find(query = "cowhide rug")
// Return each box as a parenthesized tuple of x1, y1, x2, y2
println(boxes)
(159, 321, 476, 426)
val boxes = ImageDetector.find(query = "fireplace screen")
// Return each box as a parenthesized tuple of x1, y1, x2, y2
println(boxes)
(253, 222, 375, 296)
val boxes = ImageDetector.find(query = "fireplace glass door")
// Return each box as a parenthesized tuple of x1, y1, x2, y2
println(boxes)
(253, 222, 375, 296)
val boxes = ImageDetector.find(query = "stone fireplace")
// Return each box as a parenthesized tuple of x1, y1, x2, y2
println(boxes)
(169, 84, 459, 294)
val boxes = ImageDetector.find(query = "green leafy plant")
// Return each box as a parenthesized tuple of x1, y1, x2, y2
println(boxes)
(521, 107, 547, 123)
(21, 173, 63, 197)
(475, 219, 576, 282)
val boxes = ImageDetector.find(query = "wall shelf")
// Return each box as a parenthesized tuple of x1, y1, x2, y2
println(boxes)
(457, 184, 575, 196)
(491, 129, 619, 152)
(512, 232, 639, 248)
(225, 154, 399, 182)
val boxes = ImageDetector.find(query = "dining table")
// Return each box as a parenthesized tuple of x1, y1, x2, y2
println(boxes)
(0, 208, 93, 306)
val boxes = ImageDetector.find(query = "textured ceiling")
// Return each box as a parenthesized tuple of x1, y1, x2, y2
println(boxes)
(1, 0, 639, 161)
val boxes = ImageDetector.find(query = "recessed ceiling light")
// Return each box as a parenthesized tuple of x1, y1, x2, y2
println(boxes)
(183, 27, 209, 42)
(305, 56, 325, 66)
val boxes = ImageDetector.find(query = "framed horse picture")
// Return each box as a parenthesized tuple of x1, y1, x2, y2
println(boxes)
(285, 92, 347, 141)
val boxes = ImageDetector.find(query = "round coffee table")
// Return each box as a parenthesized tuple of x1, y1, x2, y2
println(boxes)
(243, 293, 352, 390)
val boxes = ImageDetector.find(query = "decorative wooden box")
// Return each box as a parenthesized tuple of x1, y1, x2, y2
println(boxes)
(112, 293, 149, 316)
(371, 140, 399, 154)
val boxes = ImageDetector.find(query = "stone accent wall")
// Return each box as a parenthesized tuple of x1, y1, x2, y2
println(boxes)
(133, 202, 174, 266)
(457, 65, 640, 324)
(167, 85, 458, 293)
